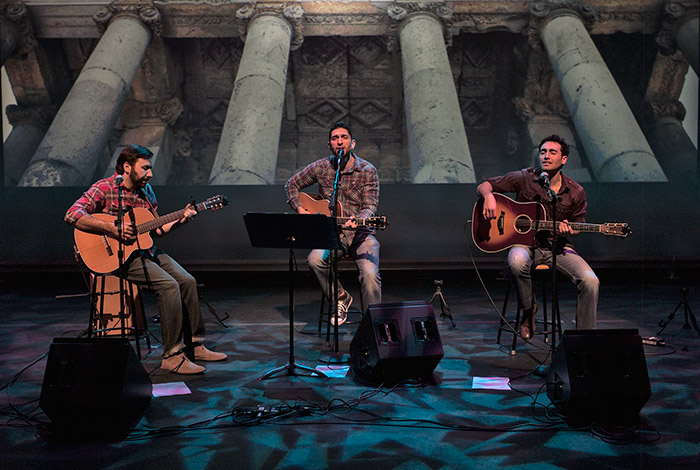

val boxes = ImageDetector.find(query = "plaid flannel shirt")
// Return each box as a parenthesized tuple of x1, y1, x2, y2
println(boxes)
(65, 173, 159, 224)
(285, 154, 379, 245)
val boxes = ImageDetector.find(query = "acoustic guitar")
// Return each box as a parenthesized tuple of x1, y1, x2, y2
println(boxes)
(471, 192, 630, 253)
(74, 195, 229, 273)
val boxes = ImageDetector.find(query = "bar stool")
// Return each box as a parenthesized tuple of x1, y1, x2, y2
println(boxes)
(88, 273, 151, 357)
(497, 264, 562, 355)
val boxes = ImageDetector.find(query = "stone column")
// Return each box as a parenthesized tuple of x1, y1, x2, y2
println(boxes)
(643, 51, 697, 181)
(675, 14, 699, 74)
(209, 7, 299, 185)
(514, 41, 591, 182)
(391, 7, 475, 183)
(108, 37, 183, 184)
(537, 6, 667, 182)
(3, 104, 55, 185)
(0, 2, 36, 66)
(658, 2, 699, 76)
(18, 6, 159, 186)
(107, 97, 183, 184)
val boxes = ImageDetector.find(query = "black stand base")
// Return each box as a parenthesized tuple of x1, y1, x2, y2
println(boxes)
(319, 352, 350, 365)
(259, 359, 327, 380)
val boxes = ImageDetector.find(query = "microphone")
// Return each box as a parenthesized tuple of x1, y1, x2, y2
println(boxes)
(116, 174, 123, 186)
(538, 171, 550, 188)
(336, 148, 344, 167)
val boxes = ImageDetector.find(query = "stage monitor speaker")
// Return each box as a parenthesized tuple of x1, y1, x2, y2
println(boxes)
(546, 329, 651, 424)
(350, 301, 444, 385)
(40, 338, 152, 437)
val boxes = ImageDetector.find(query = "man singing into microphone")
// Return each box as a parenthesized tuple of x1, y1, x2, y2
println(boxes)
(285, 121, 382, 325)
(476, 134, 599, 339)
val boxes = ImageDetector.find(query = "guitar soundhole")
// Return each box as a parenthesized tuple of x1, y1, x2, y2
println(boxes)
(514, 215, 533, 234)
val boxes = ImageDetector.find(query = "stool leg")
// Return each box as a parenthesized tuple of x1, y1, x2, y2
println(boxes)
(541, 277, 549, 343)
(497, 283, 511, 345)
(511, 305, 521, 355)
(317, 292, 326, 335)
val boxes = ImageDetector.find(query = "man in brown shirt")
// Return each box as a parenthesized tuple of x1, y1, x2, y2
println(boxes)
(477, 134, 599, 339)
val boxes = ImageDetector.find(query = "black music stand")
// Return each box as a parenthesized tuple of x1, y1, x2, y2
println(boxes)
(244, 212, 340, 380)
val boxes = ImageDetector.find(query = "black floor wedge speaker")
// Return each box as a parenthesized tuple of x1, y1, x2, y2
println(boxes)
(40, 338, 152, 437)
(350, 301, 444, 385)
(546, 329, 651, 424)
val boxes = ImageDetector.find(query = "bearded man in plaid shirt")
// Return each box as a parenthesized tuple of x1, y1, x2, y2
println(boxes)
(65, 145, 227, 374)
(285, 121, 382, 325)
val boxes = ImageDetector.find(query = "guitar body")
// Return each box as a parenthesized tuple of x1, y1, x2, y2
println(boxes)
(472, 193, 546, 253)
(298, 192, 343, 217)
(74, 208, 155, 274)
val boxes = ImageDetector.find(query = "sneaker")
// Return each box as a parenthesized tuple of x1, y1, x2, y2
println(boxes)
(194, 344, 227, 362)
(161, 352, 206, 374)
(332, 292, 353, 326)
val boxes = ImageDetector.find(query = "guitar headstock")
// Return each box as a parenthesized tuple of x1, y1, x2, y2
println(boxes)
(361, 216, 388, 230)
(601, 222, 631, 237)
(203, 195, 230, 212)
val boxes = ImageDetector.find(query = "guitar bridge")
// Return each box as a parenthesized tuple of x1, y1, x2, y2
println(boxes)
(497, 211, 505, 235)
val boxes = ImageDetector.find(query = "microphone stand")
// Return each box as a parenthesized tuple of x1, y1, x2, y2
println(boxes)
(115, 177, 129, 339)
(541, 176, 562, 354)
(327, 151, 344, 357)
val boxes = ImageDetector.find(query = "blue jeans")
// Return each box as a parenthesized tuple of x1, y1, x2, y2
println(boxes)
(308, 233, 382, 312)
(507, 245, 599, 329)
(125, 251, 205, 357)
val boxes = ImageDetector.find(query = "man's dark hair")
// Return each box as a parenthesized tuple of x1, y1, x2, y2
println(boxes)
(328, 121, 353, 141)
(538, 134, 569, 156)
(116, 145, 153, 174)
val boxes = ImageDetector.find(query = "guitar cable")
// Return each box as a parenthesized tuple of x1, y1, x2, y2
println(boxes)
(462, 220, 550, 351)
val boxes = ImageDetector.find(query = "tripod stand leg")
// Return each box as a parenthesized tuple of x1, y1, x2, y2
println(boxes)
(683, 303, 700, 337)
(435, 291, 456, 327)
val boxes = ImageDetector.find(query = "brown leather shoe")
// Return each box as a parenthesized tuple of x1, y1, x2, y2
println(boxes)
(519, 303, 537, 340)
(161, 352, 206, 374)
(194, 345, 227, 362)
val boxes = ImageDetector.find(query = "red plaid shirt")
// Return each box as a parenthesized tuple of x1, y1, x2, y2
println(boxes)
(285, 154, 379, 245)
(65, 173, 159, 223)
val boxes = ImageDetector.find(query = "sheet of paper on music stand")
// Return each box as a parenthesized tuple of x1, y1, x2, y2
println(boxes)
(472, 377, 510, 390)
(152, 381, 192, 397)
(315, 365, 350, 378)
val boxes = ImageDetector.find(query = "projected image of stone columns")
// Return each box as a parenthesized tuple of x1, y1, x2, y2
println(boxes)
(18, 16, 152, 186)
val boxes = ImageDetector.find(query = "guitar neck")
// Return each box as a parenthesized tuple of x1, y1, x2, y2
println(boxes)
(535, 220, 603, 233)
(136, 201, 207, 234)
(336, 216, 372, 226)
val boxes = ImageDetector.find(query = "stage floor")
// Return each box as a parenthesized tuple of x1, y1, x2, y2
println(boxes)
(1, 268, 699, 469)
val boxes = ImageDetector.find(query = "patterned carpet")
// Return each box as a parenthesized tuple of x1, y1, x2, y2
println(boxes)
(1, 269, 699, 469)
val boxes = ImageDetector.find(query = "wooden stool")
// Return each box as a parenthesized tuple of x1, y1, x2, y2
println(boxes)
(88, 273, 151, 357)
(497, 264, 562, 355)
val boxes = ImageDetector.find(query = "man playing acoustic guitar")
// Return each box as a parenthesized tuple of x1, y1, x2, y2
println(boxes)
(476, 134, 599, 339)
(285, 121, 382, 325)
(65, 145, 227, 374)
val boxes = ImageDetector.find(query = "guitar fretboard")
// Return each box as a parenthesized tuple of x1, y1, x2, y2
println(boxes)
(136, 201, 208, 234)
(530, 220, 603, 233)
